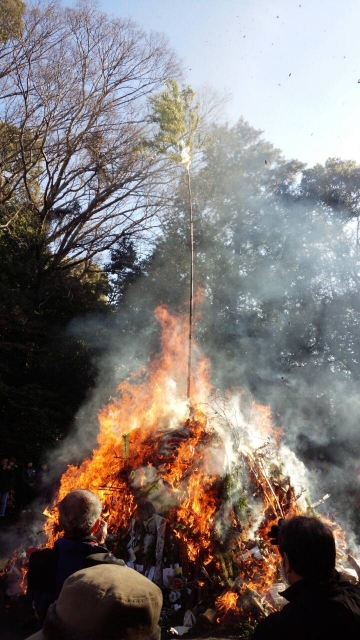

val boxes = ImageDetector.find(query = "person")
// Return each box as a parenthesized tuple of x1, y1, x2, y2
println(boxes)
(21, 461, 36, 511)
(7, 457, 19, 513)
(25, 563, 163, 640)
(0, 457, 11, 517)
(27, 488, 124, 622)
(253, 515, 360, 639)
(35, 463, 52, 505)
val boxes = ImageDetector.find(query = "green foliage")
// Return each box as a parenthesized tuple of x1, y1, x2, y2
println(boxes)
(0, 207, 111, 460)
(106, 237, 146, 307)
(147, 78, 200, 165)
(299, 158, 360, 220)
(236, 496, 248, 511)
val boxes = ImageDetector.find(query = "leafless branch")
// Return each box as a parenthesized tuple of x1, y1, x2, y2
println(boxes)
(0, 0, 180, 272)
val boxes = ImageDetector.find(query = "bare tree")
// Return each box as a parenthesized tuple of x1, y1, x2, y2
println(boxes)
(0, 0, 179, 275)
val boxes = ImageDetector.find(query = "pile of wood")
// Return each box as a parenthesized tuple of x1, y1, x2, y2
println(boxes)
(98, 410, 303, 635)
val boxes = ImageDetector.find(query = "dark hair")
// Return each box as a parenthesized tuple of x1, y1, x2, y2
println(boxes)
(278, 516, 336, 580)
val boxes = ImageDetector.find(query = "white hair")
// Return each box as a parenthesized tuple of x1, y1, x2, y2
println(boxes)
(59, 489, 102, 538)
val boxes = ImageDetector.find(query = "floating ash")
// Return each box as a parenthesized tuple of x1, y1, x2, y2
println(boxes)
(40, 307, 353, 634)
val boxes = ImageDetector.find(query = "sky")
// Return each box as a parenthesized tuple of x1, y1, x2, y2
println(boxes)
(95, 0, 360, 168)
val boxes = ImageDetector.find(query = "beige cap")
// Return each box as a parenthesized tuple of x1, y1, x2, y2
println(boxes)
(26, 564, 163, 640)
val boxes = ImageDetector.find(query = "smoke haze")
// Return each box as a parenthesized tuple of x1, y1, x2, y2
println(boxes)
(52, 118, 360, 546)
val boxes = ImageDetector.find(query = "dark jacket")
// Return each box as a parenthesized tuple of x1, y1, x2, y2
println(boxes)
(253, 572, 360, 640)
(27, 535, 124, 622)
(21, 466, 36, 486)
(54, 536, 110, 596)
(0, 465, 12, 491)
(9, 464, 19, 490)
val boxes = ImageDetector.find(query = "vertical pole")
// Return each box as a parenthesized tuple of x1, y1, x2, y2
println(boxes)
(187, 167, 194, 403)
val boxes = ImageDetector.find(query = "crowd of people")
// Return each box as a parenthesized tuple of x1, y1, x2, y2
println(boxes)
(22, 488, 360, 640)
(0, 458, 53, 517)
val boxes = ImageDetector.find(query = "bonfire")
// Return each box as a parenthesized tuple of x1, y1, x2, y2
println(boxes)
(36, 305, 321, 635)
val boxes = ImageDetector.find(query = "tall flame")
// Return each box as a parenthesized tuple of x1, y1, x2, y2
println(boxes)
(48, 307, 212, 541)
(42, 306, 348, 625)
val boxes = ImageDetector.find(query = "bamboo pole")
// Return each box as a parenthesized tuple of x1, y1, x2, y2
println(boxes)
(186, 166, 194, 403)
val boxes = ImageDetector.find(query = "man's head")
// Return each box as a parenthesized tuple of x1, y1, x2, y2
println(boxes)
(58, 489, 102, 538)
(26, 564, 163, 640)
(279, 515, 336, 584)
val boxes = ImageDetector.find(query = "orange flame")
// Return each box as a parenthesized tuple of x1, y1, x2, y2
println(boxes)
(48, 307, 212, 543)
(216, 591, 239, 612)
(41, 306, 349, 623)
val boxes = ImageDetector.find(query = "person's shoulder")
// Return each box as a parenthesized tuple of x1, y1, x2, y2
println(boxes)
(27, 548, 58, 591)
(54, 536, 84, 553)
(253, 610, 287, 639)
(336, 581, 360, 608)
(28, 547, 58, 570)
(55, 536, 108, 554)
(253, 598, 308, 639)
(84, 552, 125, 568)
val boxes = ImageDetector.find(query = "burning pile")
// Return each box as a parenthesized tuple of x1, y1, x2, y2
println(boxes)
(44, 306, 317, 633)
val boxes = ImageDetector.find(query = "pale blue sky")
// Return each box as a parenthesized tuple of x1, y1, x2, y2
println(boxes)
(98, 0, 360, 167)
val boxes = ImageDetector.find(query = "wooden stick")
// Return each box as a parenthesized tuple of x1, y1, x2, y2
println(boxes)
(186, 166, 194, 404)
